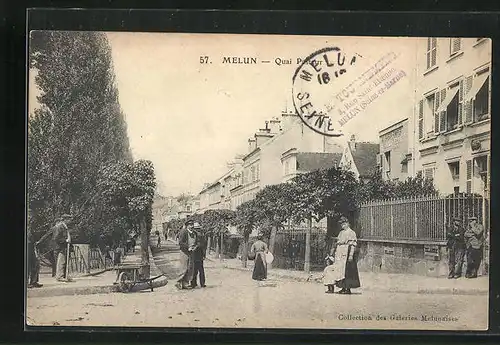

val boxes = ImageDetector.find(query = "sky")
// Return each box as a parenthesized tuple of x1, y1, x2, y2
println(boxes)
(31, 33, 421, 197)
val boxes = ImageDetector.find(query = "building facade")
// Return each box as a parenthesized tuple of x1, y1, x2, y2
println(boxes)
(378, 118, 411, 182)
(412, 37, 491, 197)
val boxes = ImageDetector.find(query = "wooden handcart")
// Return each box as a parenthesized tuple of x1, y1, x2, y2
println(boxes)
(113, 263, 165, 293)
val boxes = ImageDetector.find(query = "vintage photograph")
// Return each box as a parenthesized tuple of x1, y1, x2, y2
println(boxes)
(26, 32, 491, 330)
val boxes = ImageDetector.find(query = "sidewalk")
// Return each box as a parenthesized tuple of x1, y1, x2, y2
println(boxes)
(28, 241, 166, 298)
(206, 254, 489, 296)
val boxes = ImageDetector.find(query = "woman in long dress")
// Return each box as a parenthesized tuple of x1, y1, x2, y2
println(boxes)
(250, 236, 269, 281)
(329, 216, 361, 294)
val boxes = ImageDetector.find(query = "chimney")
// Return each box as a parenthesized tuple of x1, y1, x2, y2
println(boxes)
(248, 138, 257, 152)
(268, 116, 282, 134)
(281, 109, 299, 130)
(348, 134, 356, 151)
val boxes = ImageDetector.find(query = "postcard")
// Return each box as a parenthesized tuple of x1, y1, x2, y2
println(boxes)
(26, 31, 490, 331)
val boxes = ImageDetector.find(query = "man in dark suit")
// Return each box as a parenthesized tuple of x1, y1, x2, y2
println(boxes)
(175, 220, 197, 290)
(190, 222, 207, 288)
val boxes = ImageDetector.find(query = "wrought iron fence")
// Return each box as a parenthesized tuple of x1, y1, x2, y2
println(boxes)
(358, 194, 488, 242)
(273, 226, 331, 271)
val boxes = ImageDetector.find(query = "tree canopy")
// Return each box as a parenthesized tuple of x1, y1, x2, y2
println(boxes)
(27, 31, 147, 249)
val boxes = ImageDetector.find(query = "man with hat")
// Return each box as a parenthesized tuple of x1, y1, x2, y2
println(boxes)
(175, 219, 198, 290)
(446, 217, 466, 279)
(52, 214, 73, 282)
(464, 216, 485, 278)
(190, 222, 207, 288)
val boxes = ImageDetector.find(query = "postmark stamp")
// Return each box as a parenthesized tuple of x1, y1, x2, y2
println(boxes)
(292, 47, 406, 136)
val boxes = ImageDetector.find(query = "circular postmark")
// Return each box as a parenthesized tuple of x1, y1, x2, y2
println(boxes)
(292, 47, 359, 137)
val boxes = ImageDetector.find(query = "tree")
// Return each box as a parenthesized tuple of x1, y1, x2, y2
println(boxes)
(360, 168, 438, 202)
(201, 209, 235, 257)
(289, 167, 362, 272)
(253, 183, 296, 256)
(28, 31, 133, 249)
(393, 171, 438, 198)
(235, 200, 259, 268)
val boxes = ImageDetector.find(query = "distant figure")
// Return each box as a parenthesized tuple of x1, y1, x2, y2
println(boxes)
(446, 217, 466, 279)
(250, 235, 268, 281)
(27, 227, 43, 288)
(464, 216, 485, 278)
(329, 216, 360, 294)
(126, 235, 137, 253)
(175, 220, 197, 290)
(156, 230, 161, 248)
(52, 214, 73, 282)
(191, 222, 207, 288)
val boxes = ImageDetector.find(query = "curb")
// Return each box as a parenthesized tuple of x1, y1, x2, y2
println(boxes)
(29, 244, 168, 299)
(216, 263, 488, 296)
(27, 284, 120, 298)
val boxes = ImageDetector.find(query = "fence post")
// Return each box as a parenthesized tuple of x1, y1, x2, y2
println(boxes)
(413, 197, 418, 239)
(390, 202, 394, 238)
(370, 205, 374, 237)
(443, 197, 447, 240)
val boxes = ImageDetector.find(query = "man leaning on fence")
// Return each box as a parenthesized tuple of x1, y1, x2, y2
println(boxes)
(464, 216, 485, 279)
(446, 217, 466, 279)
(52, 214, 73, 282)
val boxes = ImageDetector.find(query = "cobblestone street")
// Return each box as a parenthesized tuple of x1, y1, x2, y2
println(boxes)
(27, 241, 488, 330)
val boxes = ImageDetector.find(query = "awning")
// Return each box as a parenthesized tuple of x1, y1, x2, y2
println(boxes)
(464, 73, 489, 100)
(436, 87, 459, 113)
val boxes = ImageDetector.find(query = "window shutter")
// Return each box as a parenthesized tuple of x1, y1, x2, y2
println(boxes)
(434, 90, 441, 134)
(466, 160, 472, 194)
(439, 89, 447, 132)
(427, 38, 431, 51)
(485, 76, 490, 115)
(431, 38, 437, 66)
(451, 38, 461, 54)
(464, 75, 474, 124)
(426, 52, 430, 70)
(458, 79, 464, 125)
(418, 99, 424, 139)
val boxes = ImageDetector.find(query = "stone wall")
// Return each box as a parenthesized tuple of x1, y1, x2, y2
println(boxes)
(357, 240, 449, 277)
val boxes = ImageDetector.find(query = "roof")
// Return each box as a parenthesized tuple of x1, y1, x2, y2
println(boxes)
(350, 142, 380, 178)
(296, 152, 342, 172)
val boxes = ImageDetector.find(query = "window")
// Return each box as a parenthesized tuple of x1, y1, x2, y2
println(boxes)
(448, 161, 460, 180)
(426, 38, 437, 69)
(435, 81, 464, 133)
(446, 90, 460, 131)
(421, 93, 435, 136)
(464, 71, 490, 123)
(424, 167, 435, 181)
(251, 166, 256, 182)
(474, 156, 488, 189)
(284, 160, 290, 175)
(474, 75, 490, 120)
(401, 161, 408, 173)
(384, 151, 391, 177)
(454, 186, 460, 195)
(186, 205, 192, 212)
(450, 38, 461, 55)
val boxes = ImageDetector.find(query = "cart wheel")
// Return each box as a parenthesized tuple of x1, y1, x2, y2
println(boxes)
(118, 272, 132, 293)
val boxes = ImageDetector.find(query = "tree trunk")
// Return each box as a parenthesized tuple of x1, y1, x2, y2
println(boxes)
(140, 217, 150, 278)
(206, 236, 212, 256)
(220, 231, 224, 261)
(215, 234, 220, 256)
(242, 234, 249, 268)
(304, 218, 312, 273)
(268, 223, 278, 269)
